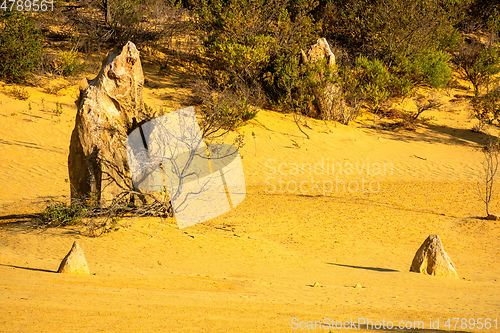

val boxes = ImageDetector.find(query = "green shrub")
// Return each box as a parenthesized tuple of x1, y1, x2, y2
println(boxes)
(354, 56, 393, 106)
(391, 49, 452, 89)
(195, 0, 320, 107)
(454, 45, 500, 94)
(338, 50, 451, 108)
(53, 101, 63, 116)
(416, 50, 452, 88)
(0, 13, 42, 83)
(323, 0, 461, 102)
(199, 91, 258, 131)
(59, 50, 82, 76)
(324, 0, 460, 60)
(40, 201, 87, 227)
(273, 53, 327, 110)
(201, 34, 273, 88)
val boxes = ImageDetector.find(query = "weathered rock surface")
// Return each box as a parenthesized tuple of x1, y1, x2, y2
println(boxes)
(68, 41, 144, 206)
(301, 38, 347, 123)
(487, 214, 500, 221)
(410, 234, 458, 278)
(57, 241, 90, 274)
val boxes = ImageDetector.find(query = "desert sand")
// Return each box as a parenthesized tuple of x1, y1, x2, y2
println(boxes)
(0, 63, 499, 332)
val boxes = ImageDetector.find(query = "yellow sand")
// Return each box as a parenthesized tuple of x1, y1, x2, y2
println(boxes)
(0, 71, 498, 332)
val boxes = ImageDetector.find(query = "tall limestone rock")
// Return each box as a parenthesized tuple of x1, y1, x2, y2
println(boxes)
(301, 38, 349, 123)
(68, 41, 144, 206)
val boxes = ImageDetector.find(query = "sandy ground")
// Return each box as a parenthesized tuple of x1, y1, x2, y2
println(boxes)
(0, 65, 499, 333)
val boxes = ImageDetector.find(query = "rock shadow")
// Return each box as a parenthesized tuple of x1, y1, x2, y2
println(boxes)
(0, 263, 55, 273)
(328, 262, 399, 272)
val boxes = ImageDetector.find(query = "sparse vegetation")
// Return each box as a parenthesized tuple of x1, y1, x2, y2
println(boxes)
(0, 0, 497, 132)
(53, 101, 63, 115)
(60, 0, 187, 53)
(199, 93, 258, 131)
(37, 200, 88, 227)
(34, 190, 173, 236)
(471, 87, 500, 125)
(453, 43, 500, 95)
(194, 0, 321, 116)
(142, 102, 157, 120)
(478, 138, 500, 217)
(8, 86, 30, 100)
(323, 0, 461, 103)
(59, 49, 84, 77)
(398, 96, 442, 131)
(0, 12, 42, 83)
(194, 79, 259, 132)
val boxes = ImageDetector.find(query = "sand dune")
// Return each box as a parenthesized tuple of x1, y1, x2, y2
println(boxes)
(0, 73, 499, 332)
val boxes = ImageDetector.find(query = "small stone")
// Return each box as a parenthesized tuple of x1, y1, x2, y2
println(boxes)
(355, 283, 362, 289)
(410, 234, 458, 278)
(312, 282, 320, 288)
(57, 241, 90, 274)
(77, 78, 89, 93)
(487, 214, 500, 221)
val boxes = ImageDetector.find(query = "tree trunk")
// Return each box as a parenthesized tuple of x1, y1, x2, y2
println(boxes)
(105, 0, 112, 26)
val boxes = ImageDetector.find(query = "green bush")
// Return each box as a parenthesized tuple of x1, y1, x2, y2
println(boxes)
(416, 50, 453, 88)
(391, 49, 452, 89)
(454, 45, 500, 94)
(323, 0, 460, 102)
(0, 13, 42, 83)
(195, 0, 320, 107)
(273, 53, 330, 111)
(40, 201, 87, 227)
(197, 0, 458, 119)
(333, 50, 451, 108)
(59, 50, 83, 76)
(324, 0, 460, 60)
(201, 34, 273, 88)
(198, 89, 259, 131)
(354, 56, 393, 106)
